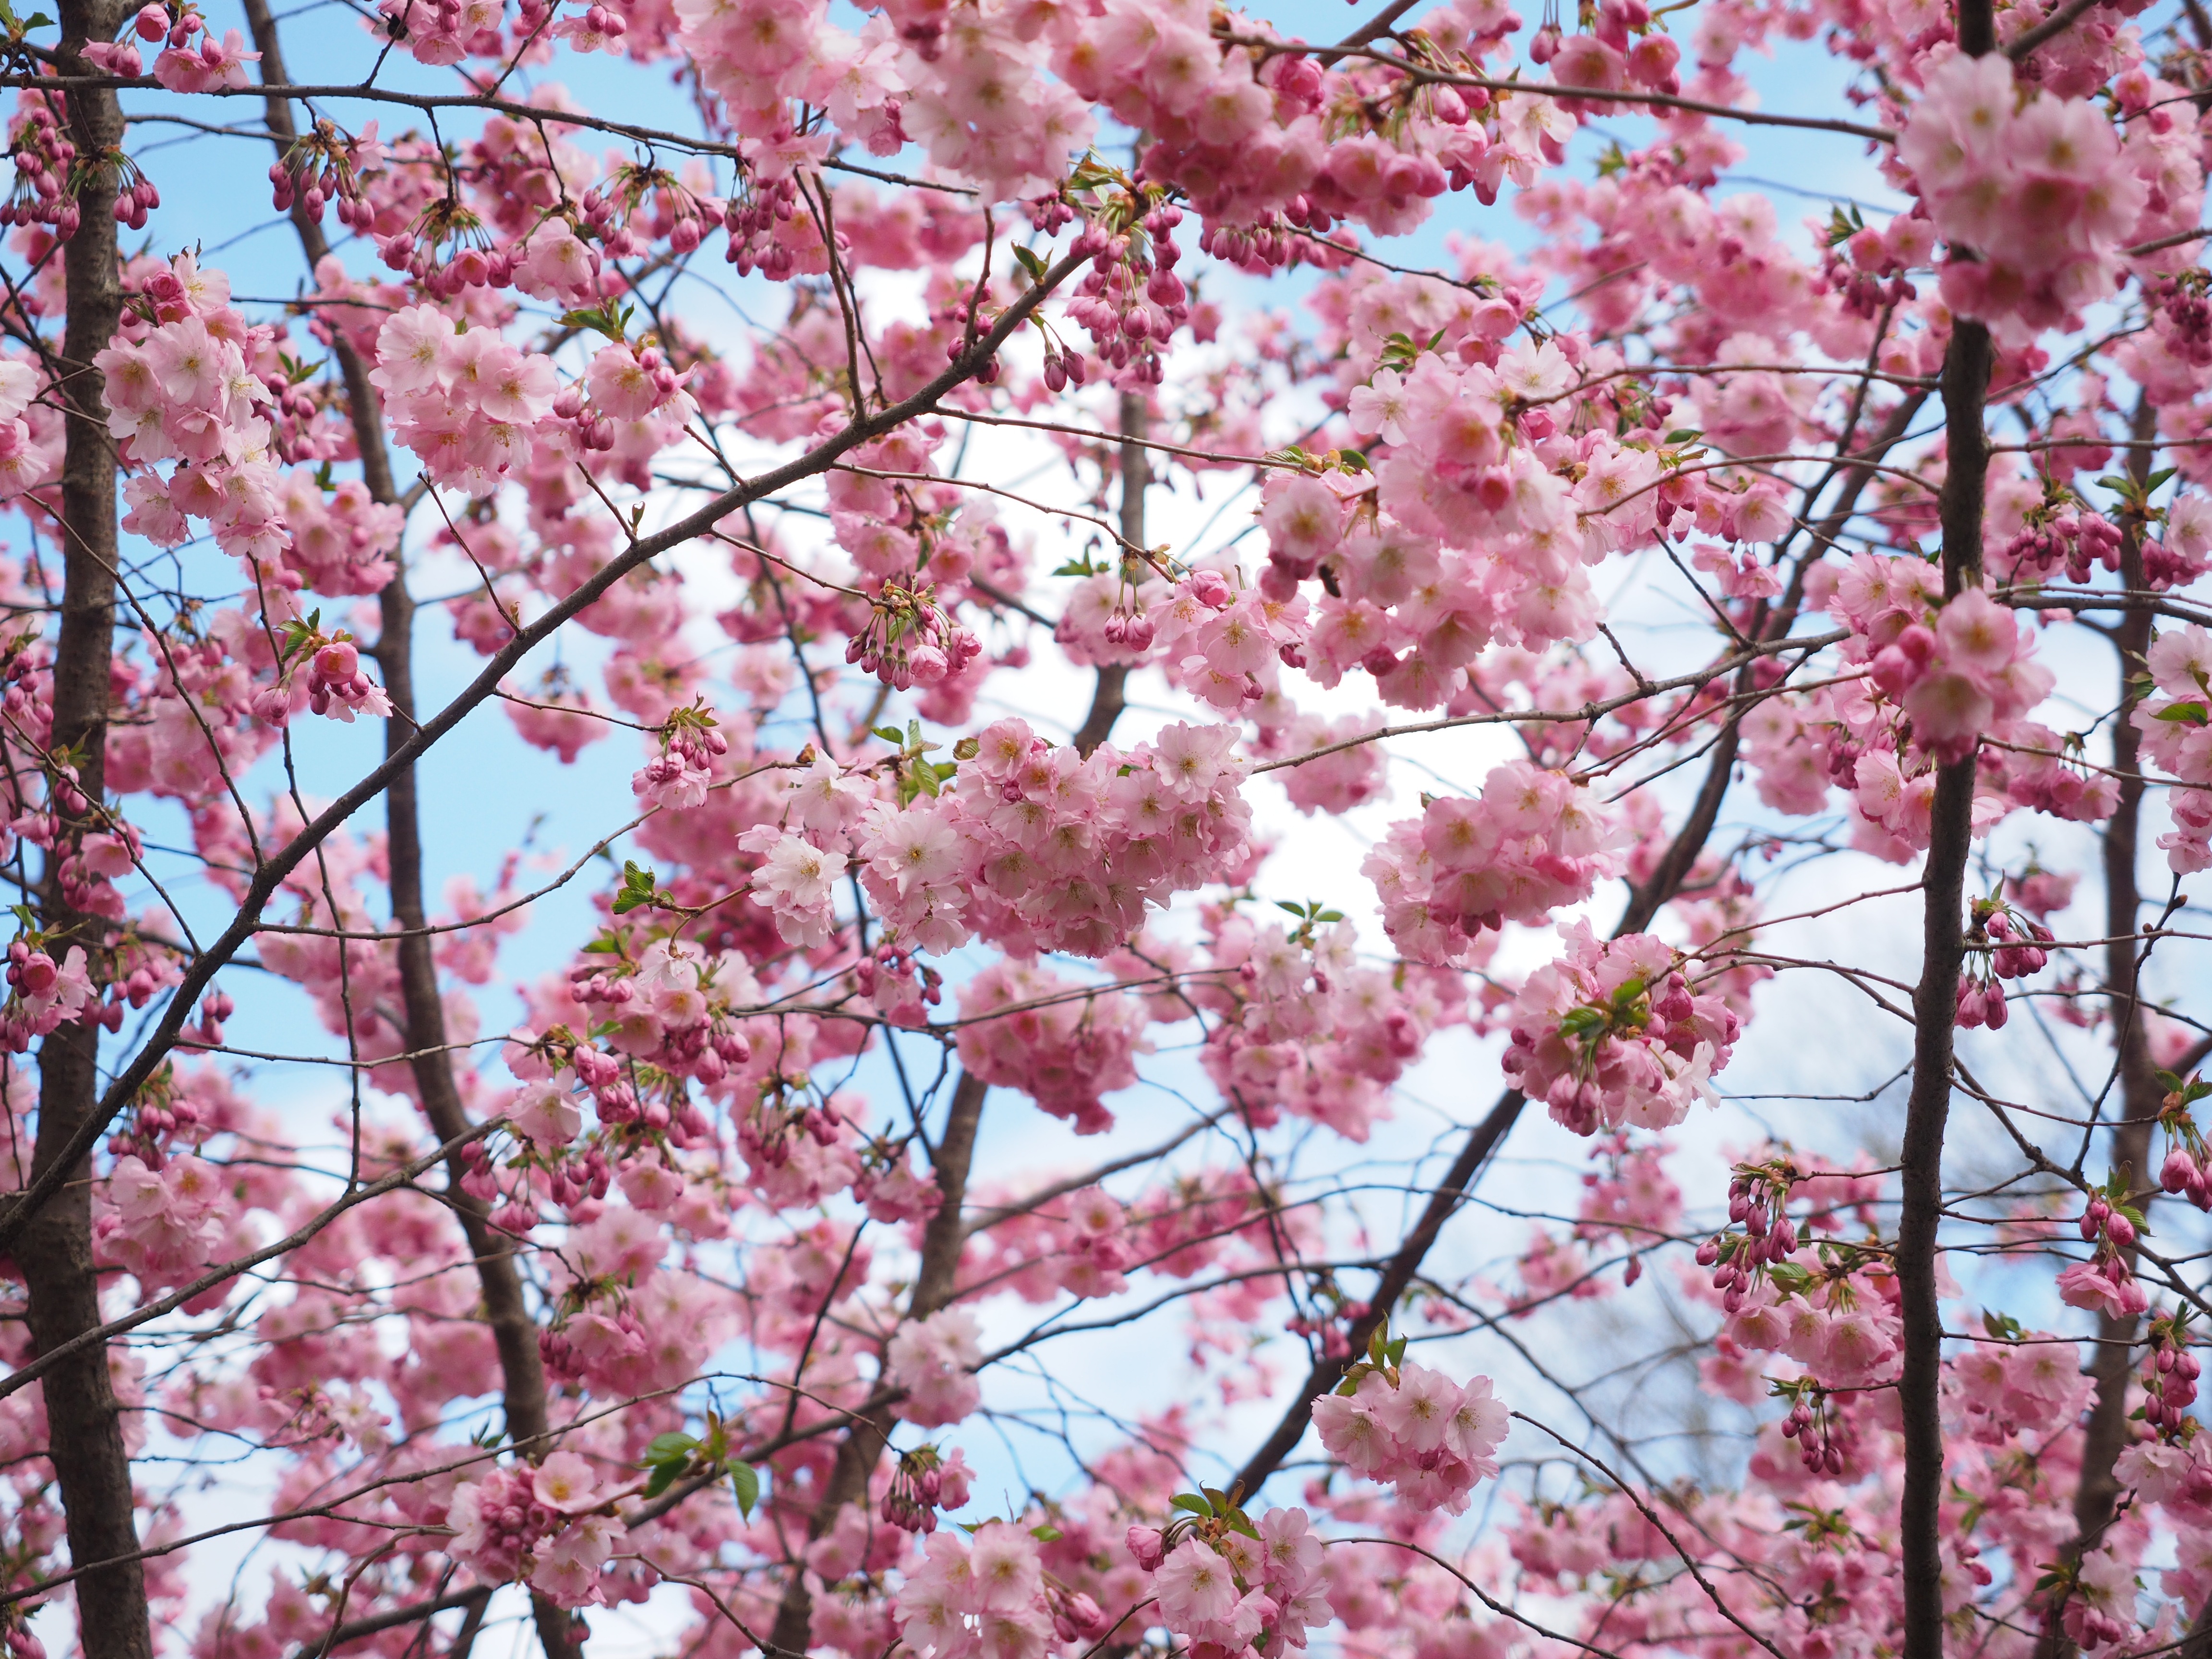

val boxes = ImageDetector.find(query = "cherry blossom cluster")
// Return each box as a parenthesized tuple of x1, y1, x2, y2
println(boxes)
(1502, 924, 1740, 1134)
(1365, 763, 1626, 964)
(1897, 51, 2152, 333)
(895, 1520, 1111, 1659)
(1127, 1501, 1333, 1659)
(445, 1453, 628, 1608)
(1311, 1341, 1508, 1515)
(2133, 625, 2212, 871)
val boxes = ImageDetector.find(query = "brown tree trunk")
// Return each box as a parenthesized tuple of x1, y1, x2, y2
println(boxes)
(1070, 393, 1147, 758)
(14, 4, 154, 1655)
(2034, 400, 2164, 1659)
(1898, 132, 1996, 1655)
(767, 1071, 988, 1655)
(239, 15, 576, 1651)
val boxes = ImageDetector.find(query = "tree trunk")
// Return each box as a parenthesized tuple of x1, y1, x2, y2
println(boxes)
(1070, 392, 1147, 758)
(1898, 186, 1995, 1658)
(15, 4, 154, 1654)
(767, 1070, 988, 1655)
(238, 15, 577, 1651)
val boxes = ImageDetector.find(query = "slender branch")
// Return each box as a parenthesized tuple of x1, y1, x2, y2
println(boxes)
(1898, 147, 1996, 1655)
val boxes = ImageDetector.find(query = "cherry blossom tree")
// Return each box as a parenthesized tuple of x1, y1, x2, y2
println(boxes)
(0, 0, 2206, 1653)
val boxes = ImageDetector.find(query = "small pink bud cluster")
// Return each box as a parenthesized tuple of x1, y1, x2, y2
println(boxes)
(2158, 1142, 2212, 1209)
(541, 1142, 613, 1210)
(2145, 271, 2212, 369)
(878, 1444, 973, 1534)
(2057, 1196, 2151, 1320)
(1999, 505, 2123, 585)
(1954, 975, 2010, 1030)
(107, 1074, 205, 1161)
(304, 634, 390, 721)
(1984, 908, 2054, 977)
(1064, 203, 1189, 384)
(445, 1465, 558, 1582)
(267, 120, 375, 232)
(845, 580, 982, 690)
(1, 939, 95, 1051)
(1699, 1163, 1802, 1311)
(938, 295, 1003, 384)
(581, 168, 706, 261)
(1038, 337, 1089, 393)
(1777, 1382, 1848, 1477)
(632, 709, 727, 811)
(722, 175, 801, 279)
(2140, 1314, 2200, 1437)
(1, 100, 81, 240)
(2080, 1194, 2136, 1248)
(175, 986, 232, 1054)
(739, 1090, 845, 1174)
(1956, 901, 2053, 1030)
(1284, 1298, 1369, 1361)
(1820, 214, 1929, 318)
(854, 942, 943, 1025)
(376, 209, 518, 300)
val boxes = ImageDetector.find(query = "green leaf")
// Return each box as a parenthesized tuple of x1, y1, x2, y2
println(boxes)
(1663, 429, 1703, 445)
(645, 1432, 700, 1466)
(643, 1463, 681, 1499)
(1030, 1524, 1063, 1541)
(1225, 1510, 1262, 1540)
(1169, 1492, 1215, 1518)
(1559, 1006, 1608, 1041)
(873, 725, 907, 745)
(2155, 701, 2209, 726)
(1316, 910, 1344, 923)
(1011, 245, 1047, 283)
(953, 736, 981, 761)
(731, 1461, 762, 1519)
(1275, 900, 1307, 916)
(558, 302, 635, 343)
(1982, 1309, 2023, 1343)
